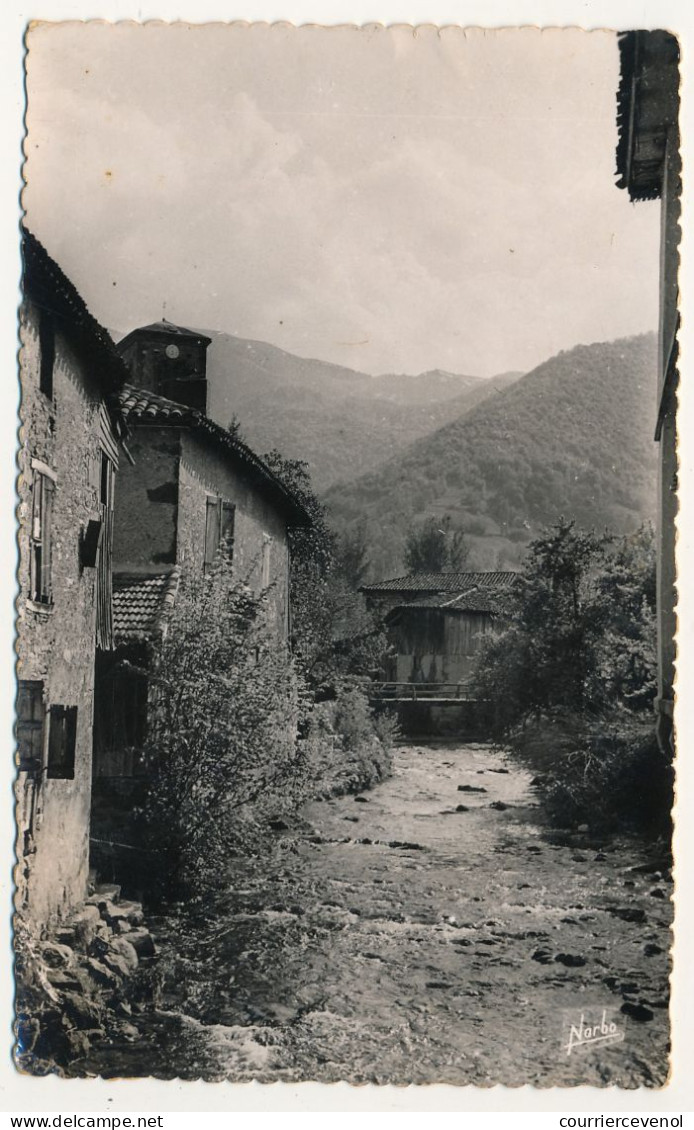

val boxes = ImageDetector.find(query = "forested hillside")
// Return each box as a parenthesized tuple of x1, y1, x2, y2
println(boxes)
(202, 330, 520, 490)
(324, 334, 659, 579)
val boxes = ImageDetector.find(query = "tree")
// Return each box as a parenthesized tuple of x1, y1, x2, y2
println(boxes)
(263, 451, 385, 691)
(473, 517, 612, 730)
(404, 514, 468, 573)
(138, 559, 306, 896)
(226, 414, 246, 442)
(335, 520, 371, 589)
(471, 519, 668, 833)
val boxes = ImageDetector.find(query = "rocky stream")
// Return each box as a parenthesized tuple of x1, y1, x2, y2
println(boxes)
(75, 743, 672, 1087)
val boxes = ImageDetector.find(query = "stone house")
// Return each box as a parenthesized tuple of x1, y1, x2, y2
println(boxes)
(361, 571, 518, 691)
(90, 322, 312, 871)
(615, 31, 680, 755)
(16, 228, 127, 923)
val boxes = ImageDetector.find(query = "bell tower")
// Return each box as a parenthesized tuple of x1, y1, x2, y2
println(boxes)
(117, 320, 212, 414)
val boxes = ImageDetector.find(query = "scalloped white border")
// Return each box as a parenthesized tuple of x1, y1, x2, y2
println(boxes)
(2, 2, 693, 1117)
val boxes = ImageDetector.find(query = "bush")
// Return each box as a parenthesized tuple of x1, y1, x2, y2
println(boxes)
(302, 683, 398, 797)
(472, 520, 670, 836)
(514, 712, 673, 836)
(137, 560, 309, 897)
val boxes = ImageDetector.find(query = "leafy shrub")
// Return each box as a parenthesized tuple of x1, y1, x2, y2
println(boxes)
(303, 683, 397, 798)
(472, 520, 671, 835)
(137, 560, 309, 897)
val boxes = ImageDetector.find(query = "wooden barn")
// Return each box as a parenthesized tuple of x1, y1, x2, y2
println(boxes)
(362, 572, 519, 699)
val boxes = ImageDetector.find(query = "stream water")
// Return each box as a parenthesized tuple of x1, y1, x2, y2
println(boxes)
(77, 743, 672, 1087)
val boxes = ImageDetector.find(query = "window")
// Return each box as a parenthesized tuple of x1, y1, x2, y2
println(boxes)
(38, 310, 55, 400)
(29, 462, 56, 607)
(46, 705, 77, 780)
(16, 680, 45, 774)
(262, 535, 273, 588)
(204, 496, 235, 569)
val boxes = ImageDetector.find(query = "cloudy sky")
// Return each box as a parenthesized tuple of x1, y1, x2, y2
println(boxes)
(24, 23, 660, 377)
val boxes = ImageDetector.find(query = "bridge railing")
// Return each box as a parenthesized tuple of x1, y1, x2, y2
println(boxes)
(370, 681, 476, 702)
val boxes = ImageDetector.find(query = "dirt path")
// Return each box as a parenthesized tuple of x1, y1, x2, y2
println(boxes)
(81, 744, 672, 1086)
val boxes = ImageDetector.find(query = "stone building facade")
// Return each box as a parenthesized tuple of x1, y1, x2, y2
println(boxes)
(16, 229, 126, 923)
(91, 324, 311, 859)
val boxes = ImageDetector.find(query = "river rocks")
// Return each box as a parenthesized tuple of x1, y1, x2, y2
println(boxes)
(605, 906, 647, 923)
(621, 1001, 654, 1023)
(644, 943, 664, 957)
(455, 804, 470, 813)
(649, 888, 668, 900)
(489, 801, 509, 811)
(555, 953, 587, 967)
(458, 785, 487, 793)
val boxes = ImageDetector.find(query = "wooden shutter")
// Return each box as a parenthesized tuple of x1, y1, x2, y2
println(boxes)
(96, 453, 115, 650)
(221, 502, 236, 563)
(47, 704, 77, 780)
(204, 497, 221, 567)
(30, 471, 54, 605)
(16, 681, 45, 773)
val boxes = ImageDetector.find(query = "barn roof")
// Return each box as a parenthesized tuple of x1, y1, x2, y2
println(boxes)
(21, 227, 130, 397)
(361, 571, 519, 595)
(117, 383, 313, 527)
(112, 569, 181, 641)
(387, 588, 517, 616)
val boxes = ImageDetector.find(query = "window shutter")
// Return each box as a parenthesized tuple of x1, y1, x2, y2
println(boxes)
(221, 502, 236, 562)
(41, 476, 54, 603)
(47, 704, 77, 780)
(204, 497, 221, 566)
(16, 681, 45, 773)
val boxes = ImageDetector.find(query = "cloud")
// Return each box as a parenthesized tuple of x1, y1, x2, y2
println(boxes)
(23, 24, 660, 376)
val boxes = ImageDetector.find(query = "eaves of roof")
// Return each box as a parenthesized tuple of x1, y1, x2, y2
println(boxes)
(615, 30, 680, 203)
(21, 227, 130, 398)
(361, 571, 519, 595)
(118, 383, 313, 527)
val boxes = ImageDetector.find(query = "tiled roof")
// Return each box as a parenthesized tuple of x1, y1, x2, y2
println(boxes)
(117, 383, 312, 527)
(112, 570, 181, 640)
(361, 571, 519, 595)
(388, 588, 517, 616)
(21, 227, 129, 397)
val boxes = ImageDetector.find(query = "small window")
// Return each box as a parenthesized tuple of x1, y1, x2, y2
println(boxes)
(16, 680, 45, 774)
(38, 310, 55, 400)
(262, 536, 273, 588)
(29, 465, 55, 606)
(204, 496, 235, 569)
(47, 705, 77, 780)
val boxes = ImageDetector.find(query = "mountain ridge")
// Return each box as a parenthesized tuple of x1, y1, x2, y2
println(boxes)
(323, 333, 659, 579)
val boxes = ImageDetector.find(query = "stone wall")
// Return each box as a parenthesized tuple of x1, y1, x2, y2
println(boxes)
(16, 300, 110, 923)
(178, 431, 291, 635)
(112, 427, 180, 570)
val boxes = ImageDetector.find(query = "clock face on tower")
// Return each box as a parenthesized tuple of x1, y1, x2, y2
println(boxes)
(165, 343, 180, 360)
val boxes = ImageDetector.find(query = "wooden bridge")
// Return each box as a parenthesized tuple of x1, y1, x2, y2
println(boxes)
(370, 681, 477, 704)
